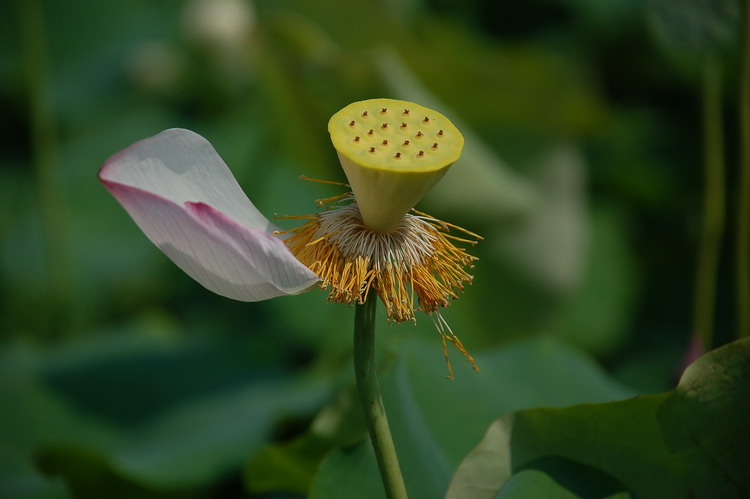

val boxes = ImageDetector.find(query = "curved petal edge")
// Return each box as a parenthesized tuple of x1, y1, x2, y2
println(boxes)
(101, 179, 319, 302)
(99, 128, 275, 233)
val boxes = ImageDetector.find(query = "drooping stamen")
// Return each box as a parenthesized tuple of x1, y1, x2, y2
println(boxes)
(432, 311, 479, 380)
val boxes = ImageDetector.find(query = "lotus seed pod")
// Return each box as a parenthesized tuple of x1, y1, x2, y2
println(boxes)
(328, 98, 464, 232)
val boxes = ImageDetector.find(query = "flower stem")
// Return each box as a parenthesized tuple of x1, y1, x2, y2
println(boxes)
(692, 54, 725, 351)
(353, 293, 408, 499)
(19, 0, 73, 335)
(738, 0, 750, 338)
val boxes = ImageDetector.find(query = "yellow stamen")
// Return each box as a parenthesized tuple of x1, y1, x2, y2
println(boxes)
(315, 192, 351, 207)
(440, 332, 454, 380)
(298, 175, 349, 187)
(439, 233, 480, 245)
(411, 208, 484, 240)
(282, 193, 480, 376)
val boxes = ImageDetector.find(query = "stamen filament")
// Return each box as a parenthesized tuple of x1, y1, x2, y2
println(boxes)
(316, 192, 352, 207)
(299, 175, 349, 187)
(411, 208, 484, 240)
(283, 192, 480, 377)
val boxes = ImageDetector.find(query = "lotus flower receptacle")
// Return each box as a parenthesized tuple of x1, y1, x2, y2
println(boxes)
(328, 98, 464, 232)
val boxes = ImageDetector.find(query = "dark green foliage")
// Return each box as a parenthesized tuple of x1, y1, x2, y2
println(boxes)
(0, 0, 744, 496)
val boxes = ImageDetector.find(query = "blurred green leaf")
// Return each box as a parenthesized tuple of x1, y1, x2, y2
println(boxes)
(496, 465, 631, 499)
(245, 386, 366, 495)
(548, 0, 639, 35)
(610, 338, 684, 394)
(0, 325, 333, 495)
(245, 436, 322, 494)
(308, 336, 632, 498)
(309, 436, 384, 499)
(0, 344, 110, 499)
(649, 0, 740, 56)
(255, 0, 394, 52)
(102, 376, 329, 488)
(391, 21, 605, 160)
(448, 337, 750, 498)
(488, 144, 588, 296)
(495, 469, 581, 499)
(38, 447, 194, 499)
(556, 206, 639, 356)
(0, 446, 70, 499)
(42, 350, 331, 490)
(459, 143, 591, 345)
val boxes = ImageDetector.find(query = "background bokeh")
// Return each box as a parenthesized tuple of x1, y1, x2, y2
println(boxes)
(1, 0, 744, 497)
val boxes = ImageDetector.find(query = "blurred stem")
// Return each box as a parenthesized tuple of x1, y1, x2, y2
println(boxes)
(19, 0, 72, 334)
(353, 293, 408, 499)
(738, 0, 750, 338)
(692, 54, 725, 351)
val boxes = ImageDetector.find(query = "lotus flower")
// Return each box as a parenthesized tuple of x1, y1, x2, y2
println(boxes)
(100, 98, 480, 376)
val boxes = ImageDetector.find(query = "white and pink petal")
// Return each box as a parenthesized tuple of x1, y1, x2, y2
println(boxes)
(101, 128, 273, 232)
(99, 129, 319, 301)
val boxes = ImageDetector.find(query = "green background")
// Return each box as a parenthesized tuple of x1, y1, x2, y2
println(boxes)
(1, 0, 746, 497)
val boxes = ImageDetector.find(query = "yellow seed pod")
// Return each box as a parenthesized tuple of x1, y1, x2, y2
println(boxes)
(328, 98, 464, 232)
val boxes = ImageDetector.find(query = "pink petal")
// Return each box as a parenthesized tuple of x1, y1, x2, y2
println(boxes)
(100, 129, 319, 301)
(100, 128, 273, 232)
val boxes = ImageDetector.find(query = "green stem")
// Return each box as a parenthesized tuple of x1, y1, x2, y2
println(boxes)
(353, 293, 408, 499)
(692, 54, 725, 351)
(738, 0, 750, 338)
(19, 0, 73, 335)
